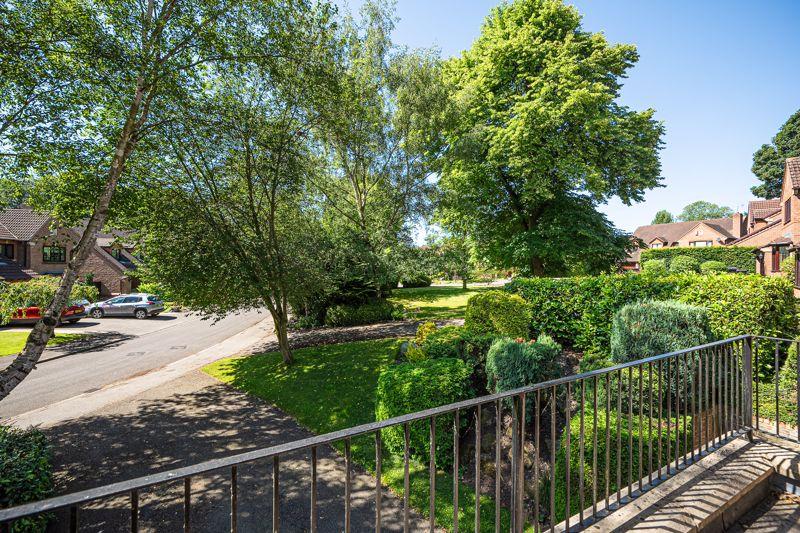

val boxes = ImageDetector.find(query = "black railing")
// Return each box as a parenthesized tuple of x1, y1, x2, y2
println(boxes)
(2, 334, 795, 532)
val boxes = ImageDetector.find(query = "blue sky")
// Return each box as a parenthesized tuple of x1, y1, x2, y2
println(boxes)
(340, 0, 800, 233)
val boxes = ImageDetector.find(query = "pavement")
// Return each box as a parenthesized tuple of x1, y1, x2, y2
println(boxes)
(42, 370, 429, 532)
(0, 309, 269, 420)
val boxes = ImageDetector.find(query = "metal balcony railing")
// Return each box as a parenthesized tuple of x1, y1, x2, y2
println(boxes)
(1, 334, 796, 532)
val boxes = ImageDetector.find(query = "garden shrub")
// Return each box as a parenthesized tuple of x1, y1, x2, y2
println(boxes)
(401, 274, 432, 288)
(415, 321, 437, 346)
(324, 299, 404, 327)
(552, 408, 692, 522)
(0, 426, 53, 532)
(486, 336, 561, 418)
(641, 259, 667, 276)
(610, 300, 713, 363)
(375, 358, 471, 468)
(699, 260, 727, 274)
(780, 253, 796, 284)
(421, 325, 463, 360)
(507, 274, 796, 359)
(640, 246, 757, 272)
(779, 339, 799, 392)
(669, 255, 699, 273)
(464, 290, 531, 338)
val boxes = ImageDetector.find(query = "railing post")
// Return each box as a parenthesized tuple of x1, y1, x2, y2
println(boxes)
(743, 336, 754, 441)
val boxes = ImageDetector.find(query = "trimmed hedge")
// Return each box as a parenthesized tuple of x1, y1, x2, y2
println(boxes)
(324, 299, 404, 327)
(641, 259, 667, 276)
(505, 274, 796, 358)
(0, 426, 53, 532)
(552, 408, 692, 522)
(375, 358, 471, 468)
(699, 260, 727, 273)
(610, 301, 713, 363)
(464, 290, 531, 338)
(418, 325, 496, 393)
(640, 246, 757, 272)
(669, 255, 699, 273)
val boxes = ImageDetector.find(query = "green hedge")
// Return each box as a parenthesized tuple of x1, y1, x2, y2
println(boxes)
(464, 290, 531, 338)
(0, 426, 53, 532)
(700, 260, 727, 273)
(552, 408, 692, 522)
(324, 299, 404, 327)
(642, 259, 667, 275)
(418, 325, 496, 393)
(669, 255, 699, 273)
(375, 358, 472, 468)
(640, 246, 757, 272)
(505, 274, 796, 358)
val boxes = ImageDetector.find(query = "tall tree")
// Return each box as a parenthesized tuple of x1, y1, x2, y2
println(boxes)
(677, 201, 732, 222)
(436, 0, 663, 276)
(0, 0, 314, 399)
(136, 47, 334, 364)
(652, 210, 674, 224)
(751, 109, 800, 199)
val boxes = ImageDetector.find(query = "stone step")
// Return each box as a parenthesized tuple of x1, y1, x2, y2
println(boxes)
(728, 490, 800, 532)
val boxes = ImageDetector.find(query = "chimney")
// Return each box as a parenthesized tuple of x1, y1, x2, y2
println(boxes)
(731, 212, 744, 238)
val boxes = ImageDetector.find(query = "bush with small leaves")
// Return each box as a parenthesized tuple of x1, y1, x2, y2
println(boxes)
(324, 299, 403, 327)
(375, 358, 471, 468)
(699, 260, 727, 274)
(0, 426, 53, 532)
(642, 259, 667, 276)
(464, 290, 531, 338)
(669, 255, 699, 273)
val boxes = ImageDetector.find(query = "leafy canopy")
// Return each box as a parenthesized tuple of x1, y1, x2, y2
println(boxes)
(751, 109, 800, 199)
(651, 210, 674, 224)
(677, 201, 733, 221)
(436, 0, 664, 276)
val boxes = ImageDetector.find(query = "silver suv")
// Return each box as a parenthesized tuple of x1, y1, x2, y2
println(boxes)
(87, 293, 165, 319)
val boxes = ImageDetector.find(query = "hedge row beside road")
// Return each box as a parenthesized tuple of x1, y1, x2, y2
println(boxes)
(505, 273, 796, 358)
(640, 246, 758, 272)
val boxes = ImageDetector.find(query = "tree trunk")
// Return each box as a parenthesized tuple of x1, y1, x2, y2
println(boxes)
(462, 277, 467, 290)
(272, 310, 294, 365)
(0, 83, 146, 402)
(530, 257, 545, 277)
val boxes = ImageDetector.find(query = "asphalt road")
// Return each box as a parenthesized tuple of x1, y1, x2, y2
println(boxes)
(0, 309, 269, 420)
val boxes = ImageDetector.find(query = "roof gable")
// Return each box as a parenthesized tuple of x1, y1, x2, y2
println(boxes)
(787, 157, 800, 190)
(0, 206, 51, 241)
(633, 217, 735, 245)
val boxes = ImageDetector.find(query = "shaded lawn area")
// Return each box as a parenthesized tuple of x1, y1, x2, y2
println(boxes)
(204, 338, 511, 532)
(0, 331, 87, 357)
(389, 285, 493, 321)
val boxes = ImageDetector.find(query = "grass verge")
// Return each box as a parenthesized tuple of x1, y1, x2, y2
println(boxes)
(204, 338, 511, 531)
(389, 285, 492, 321)
(0, 331, 87, 357)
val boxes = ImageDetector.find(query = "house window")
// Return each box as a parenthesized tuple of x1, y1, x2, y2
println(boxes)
(650, 242, 662, 249)
(772, 246, 789, 272)
(0, 244, 13, 259)
(689, 241, 713, 247)
(786, 199, 792, 224)
(42, 245, 66, 263)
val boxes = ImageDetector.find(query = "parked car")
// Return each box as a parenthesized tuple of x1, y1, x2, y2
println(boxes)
(9, 301, 87, 325)
(86, 293, 164, 319)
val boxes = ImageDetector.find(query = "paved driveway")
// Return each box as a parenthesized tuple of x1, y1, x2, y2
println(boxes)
(0, 309, 270, 420)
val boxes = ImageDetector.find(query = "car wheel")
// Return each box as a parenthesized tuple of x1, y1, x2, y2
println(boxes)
(90, 308, 104, 319)
(134, 309, 148, 320)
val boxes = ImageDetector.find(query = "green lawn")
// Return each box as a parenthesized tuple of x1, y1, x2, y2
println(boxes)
(204, 338, 511, 532)
(0, 331, 87, 357)
(389, 285, 493, 320)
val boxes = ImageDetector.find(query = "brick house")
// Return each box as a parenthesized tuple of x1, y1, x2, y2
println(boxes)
(625, 214, 745, 271)
(728, 157, 800, 280)
(0, 206, 139, 296)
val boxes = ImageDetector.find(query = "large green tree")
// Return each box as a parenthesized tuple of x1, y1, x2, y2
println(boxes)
(651, 210, 674, 224)
(0, 0, 317, 398)
(677, 201, 732, 222)
(436, 0, 663, 276)
(751, 109, 800, 199)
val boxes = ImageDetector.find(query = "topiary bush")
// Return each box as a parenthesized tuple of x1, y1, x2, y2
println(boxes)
(486, 336, 561, 418)
(699, 260, 727, 274)
(464, 290, 531, 338)
(324, 299, 404, 327)
(669, 255, 699, 273)
(417, 325, 496, 393)
(375, 358, 471, 468)
(642, 259, 667, 276)
(552, 408, 692, 522)
(421, 325, 463, 360)
(610, 300, 713, 363)
(0, 426, 53, 532)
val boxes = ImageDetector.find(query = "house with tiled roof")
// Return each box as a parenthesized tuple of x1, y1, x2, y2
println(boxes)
(0, 206, 139, 296)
